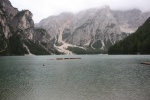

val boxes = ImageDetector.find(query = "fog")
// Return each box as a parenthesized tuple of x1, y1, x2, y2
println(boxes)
(10, 0, 150, 23)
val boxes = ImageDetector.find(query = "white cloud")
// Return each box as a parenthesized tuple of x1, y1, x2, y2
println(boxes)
(9, 0, 150, 23)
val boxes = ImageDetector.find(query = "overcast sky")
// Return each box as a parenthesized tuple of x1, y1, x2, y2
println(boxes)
(9, 0, 150, 23)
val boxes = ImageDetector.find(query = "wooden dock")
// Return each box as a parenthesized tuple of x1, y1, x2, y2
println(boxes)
(141, 62, 150, 65)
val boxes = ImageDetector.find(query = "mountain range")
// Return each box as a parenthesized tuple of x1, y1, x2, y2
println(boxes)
(0, 0, 150, 55)
(36, 6, 150, 54)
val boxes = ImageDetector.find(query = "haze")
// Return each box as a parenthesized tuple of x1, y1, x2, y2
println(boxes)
(10, 0, 150, 23)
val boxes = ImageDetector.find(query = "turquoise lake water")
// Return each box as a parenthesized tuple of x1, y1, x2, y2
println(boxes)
(0, 55, 150, 100)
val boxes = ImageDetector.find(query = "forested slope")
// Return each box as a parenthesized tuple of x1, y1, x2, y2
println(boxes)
(108, 17, 150, 54)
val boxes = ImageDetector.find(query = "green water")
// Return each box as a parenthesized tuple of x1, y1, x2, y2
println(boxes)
(0, 55, 150, 100)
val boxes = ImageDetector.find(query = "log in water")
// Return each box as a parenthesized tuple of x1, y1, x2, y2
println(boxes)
(56, 58, 81, 60)
(141, 62, 150, 65)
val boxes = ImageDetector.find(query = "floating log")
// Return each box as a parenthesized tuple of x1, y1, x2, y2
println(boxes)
(141, 62, 150, 65)
(56, 58, 81, 60)
(76, 58, 81, 59)
(64, 58, 70, 60)
(70, 58, 81, 59)
(56, 58, 63, 60)
(70, 58, 77, 59)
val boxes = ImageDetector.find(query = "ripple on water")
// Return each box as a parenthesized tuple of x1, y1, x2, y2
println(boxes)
(0, 55, 150, 100)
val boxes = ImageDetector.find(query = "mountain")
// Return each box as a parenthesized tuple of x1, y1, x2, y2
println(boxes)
(0, 0, 59, 56)
(112, 9, 150, 33)
(36, 6, 150, 54)
(1, 0, 150, 55)
(108, 17, 150, 54)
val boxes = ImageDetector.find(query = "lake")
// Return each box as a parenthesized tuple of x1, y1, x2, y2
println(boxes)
(0, 55, 150, 100)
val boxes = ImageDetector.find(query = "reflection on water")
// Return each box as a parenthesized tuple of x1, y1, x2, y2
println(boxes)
(0, 55, 150, 100)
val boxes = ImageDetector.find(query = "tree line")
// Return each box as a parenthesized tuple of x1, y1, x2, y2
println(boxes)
(108, 17, 150, 54)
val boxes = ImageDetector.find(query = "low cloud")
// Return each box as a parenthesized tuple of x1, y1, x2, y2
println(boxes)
(10, 0, 150, 23)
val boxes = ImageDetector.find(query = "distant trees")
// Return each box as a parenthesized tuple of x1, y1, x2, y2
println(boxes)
(8, 33, 28, 55)
(108, 17, 150, 54)
(24, 40, 51, 55)
(6, 32, 51, 55)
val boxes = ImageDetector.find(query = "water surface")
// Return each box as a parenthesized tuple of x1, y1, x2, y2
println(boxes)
(0, 55, 150, 100)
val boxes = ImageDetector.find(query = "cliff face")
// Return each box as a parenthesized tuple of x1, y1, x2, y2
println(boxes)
(112, 9, 150, 33)
(0, 0, 18, 22)
(66, 6, 123, 49)
(37, 6, 150, 51)
(10, 10, 34, 39)
(0, 0, 15, 54)
(37, 12, 74, 39)
(0, 0, 56, 55)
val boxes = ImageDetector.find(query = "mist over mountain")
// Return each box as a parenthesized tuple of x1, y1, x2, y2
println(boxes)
(9, 0, 150, 23)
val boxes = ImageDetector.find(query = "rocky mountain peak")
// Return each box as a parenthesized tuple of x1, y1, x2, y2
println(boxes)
(10, 10, 34, 39)
(11, 10, 34, 30)
(37, 6, 150, 53)
(0, 0, 18, 21)
(0, 0, 57, 55)
(36, 12, 74, 39)
(66, 6, 122, 48)
(112, 9, 150, 33)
